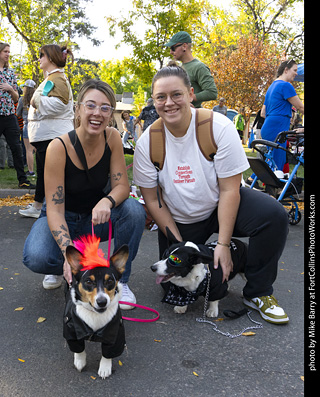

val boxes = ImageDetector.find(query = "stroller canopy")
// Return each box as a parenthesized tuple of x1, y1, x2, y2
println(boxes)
(294, 63, 304, 82)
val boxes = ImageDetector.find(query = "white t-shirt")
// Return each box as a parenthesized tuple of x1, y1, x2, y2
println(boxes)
(133, 108, 249, 224)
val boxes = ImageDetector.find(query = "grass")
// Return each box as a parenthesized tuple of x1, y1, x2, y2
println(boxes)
(0, 147, 303, 190)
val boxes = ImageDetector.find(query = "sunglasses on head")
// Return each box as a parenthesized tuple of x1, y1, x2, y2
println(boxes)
(170, 43, 184, 52)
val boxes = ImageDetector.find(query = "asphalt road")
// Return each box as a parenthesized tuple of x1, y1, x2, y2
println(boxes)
(0, 200, 304, 397)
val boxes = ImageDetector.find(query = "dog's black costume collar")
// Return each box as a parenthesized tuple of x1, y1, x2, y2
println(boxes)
(162, 275, 209, 306)
(63, 289, 125, 358)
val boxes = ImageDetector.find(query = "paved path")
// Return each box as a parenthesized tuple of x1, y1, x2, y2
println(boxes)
(0, 201, 304, 396)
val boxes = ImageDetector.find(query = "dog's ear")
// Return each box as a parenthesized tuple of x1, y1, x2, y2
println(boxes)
(165, 227, 182, 245)
(110, 245, 129, 275)
(193, 252, 213, 265)
(66, 245, 83, 274)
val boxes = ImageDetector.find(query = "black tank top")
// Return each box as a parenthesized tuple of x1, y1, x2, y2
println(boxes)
(56, 134, 111, 214)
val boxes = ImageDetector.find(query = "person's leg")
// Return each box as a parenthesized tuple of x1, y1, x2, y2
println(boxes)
(2, 115, 29, 184)
(32, 140, 51, 204)
(23, 215, 65, 275)
(93, 198, 146, 284)
(232, 187, 288, 299)
(91, 198, 146, 309)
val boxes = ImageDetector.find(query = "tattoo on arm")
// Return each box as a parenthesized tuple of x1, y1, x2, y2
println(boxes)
(52, 186, 65, 205)
(51, 224, 71, 254)
(112, 172, 123, 181)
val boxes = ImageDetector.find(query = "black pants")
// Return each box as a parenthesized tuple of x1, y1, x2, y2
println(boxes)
(32, 140, 52, 203)
(158, 187, 289, 300)
(0, 114, 28, 184)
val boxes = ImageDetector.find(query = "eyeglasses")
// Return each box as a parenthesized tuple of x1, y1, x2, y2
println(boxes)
(170, 43, 184, 52)
(80, 101, 114, 116)
(153, 91, 186, 105)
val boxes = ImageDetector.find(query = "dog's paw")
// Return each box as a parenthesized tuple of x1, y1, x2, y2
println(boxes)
(98, 357, 112, 379)
(206, 301, 219, 318)
(174, 305, 188, 314)
(74, 351, 86, 372)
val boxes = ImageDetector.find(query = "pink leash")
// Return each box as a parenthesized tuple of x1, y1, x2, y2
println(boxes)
(92, 220, 160, 323)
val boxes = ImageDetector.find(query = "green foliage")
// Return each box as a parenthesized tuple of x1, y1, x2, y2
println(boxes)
(0, 0, 100, 83)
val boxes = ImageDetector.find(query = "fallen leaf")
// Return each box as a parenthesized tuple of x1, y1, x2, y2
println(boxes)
(18, 358, 25, 362)
(14, 273, 20, 276)
(300, 376, 304, 381)
(14, 307, 24, 311)
(90, 376, 96, 380)
(193, 371, 199, 377)
(37, 317, 46, 323)
(242, 331, 256, 336)
(0, 194, 35, 208)
(215, 318, 224, 322)
(0, 287, 3, 291)
(119, 360, 123, 366)
(154, 339, 161, 342)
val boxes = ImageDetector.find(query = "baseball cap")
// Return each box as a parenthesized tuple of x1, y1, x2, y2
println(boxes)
(24, 79, 36, 88)
(165, 31, 192, 47)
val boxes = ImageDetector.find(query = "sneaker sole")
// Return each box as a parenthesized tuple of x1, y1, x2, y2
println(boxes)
(243, 298, 289, 324)
(42, 281, 63, 290)
(119, 300, 137, 310)
(19, 211, 40, 219)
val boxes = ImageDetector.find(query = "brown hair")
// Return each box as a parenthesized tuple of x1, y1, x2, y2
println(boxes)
(22, 86, 36, 109)
(40, 44, 74, 68)
(0, 42, 10, 68)
(151, 61, 191, 93)
(276, 59, 297, 78)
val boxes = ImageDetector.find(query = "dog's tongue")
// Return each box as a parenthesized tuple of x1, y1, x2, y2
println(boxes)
(156, 275, 166, 284)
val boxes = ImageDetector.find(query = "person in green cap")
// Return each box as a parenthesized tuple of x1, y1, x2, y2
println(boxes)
(165, 31, 217, 108)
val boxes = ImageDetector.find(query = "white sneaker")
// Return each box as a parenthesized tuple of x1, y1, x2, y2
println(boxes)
(43, 275, 63, 290)
(119, 283, 136, 310)
(19, 204, 41, 218)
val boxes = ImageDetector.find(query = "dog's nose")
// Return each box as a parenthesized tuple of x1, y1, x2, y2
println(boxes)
(150, 265, 157, 272)
(96, 296, 108, 308)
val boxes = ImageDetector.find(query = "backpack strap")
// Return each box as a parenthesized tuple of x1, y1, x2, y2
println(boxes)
(149, 118, 166, 170)
(195, 108, 217, 161)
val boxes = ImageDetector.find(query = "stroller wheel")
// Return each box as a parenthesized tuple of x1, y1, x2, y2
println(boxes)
(288, 208, 302, 225)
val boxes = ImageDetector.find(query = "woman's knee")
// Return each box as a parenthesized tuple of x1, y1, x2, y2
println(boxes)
(119, 198, 146, 225)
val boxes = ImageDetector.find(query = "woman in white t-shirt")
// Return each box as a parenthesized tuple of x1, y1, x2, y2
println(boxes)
(133, 63, 289, 325)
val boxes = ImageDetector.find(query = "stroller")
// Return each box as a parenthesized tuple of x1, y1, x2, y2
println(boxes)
(247, 131, 304, 225)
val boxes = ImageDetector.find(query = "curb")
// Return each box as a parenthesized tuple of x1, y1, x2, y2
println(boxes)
(0, 188, 34, 199)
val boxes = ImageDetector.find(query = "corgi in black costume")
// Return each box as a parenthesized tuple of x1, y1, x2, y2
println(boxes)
(64, 235, 129, 379)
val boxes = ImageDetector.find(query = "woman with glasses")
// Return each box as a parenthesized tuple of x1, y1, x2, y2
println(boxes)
(260, 59, 304, 171)
(19, 44, 74, 224)
(133, 63, 290, 325)
(23, 79, 146, 308)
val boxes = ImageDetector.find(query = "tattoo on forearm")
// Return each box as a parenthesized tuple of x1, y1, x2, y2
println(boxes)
(52, 186, 64, 205)
(51, 224, 71, 254)
(112, 172, 122, 181)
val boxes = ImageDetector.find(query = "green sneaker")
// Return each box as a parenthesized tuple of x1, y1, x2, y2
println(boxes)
(243, 295, 289, 324)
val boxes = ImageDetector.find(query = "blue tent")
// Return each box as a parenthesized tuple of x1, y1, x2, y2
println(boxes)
(294, 63, 304, 82)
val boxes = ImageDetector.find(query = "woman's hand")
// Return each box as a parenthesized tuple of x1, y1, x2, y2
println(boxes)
(213, 244, 233, 283)
(92, 197, 112, 226)
(63, 259, 73, 286)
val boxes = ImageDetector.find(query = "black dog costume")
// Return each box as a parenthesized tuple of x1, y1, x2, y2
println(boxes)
(161, 239, 247, 306)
